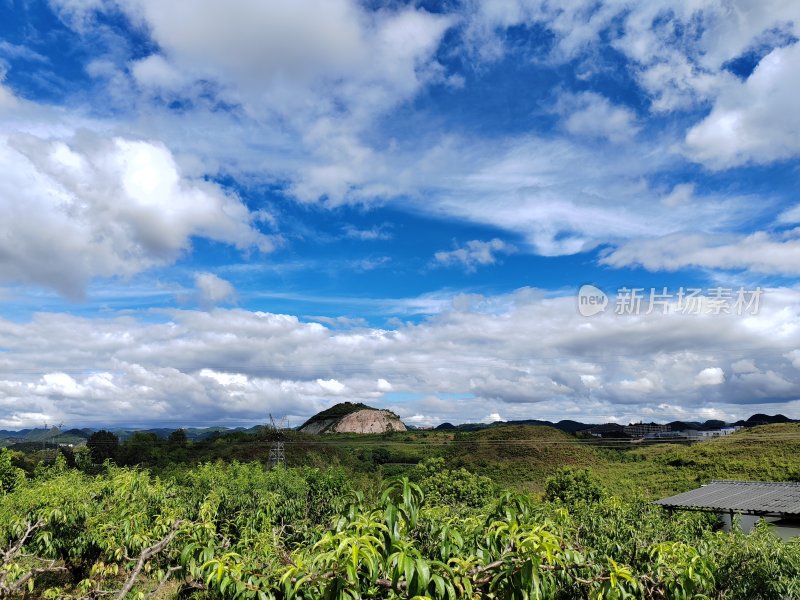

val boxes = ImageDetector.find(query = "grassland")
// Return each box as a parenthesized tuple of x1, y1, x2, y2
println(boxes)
(171, 422, 800, 499)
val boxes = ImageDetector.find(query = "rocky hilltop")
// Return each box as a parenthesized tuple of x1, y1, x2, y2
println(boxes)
(299, 402, 406, 434)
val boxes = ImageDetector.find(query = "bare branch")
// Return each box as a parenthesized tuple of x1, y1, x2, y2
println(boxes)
(0, 562, 68, 597)
(1, 520, 44, 564)
(115, 521, 183, 600)
(144, 566, 182, 600)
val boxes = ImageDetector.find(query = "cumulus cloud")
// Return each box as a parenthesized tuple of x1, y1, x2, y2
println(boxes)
(459, 0, 800, 174)
(434, 239, 516, 271)
(482, 412, 504, 423)
(0, 132, 271, 297)
(51, 0, 453, 205)
(0, 288, 798, 427)
(695, 367, 725, 386)
(601, 231, 800, 275)
(684, 42, 800, 169)
(559, 92, 640, 143)
(194, 273, 236, 307)
(23, 0, 775, 264)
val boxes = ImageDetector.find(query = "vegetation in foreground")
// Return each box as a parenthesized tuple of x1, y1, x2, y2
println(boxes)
(1, 429, 800, 599)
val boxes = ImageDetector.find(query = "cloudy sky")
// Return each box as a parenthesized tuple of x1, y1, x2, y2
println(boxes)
(0, 0, 799, 429)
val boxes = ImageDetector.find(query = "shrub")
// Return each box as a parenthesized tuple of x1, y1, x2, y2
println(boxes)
(544, 467, 606, 505)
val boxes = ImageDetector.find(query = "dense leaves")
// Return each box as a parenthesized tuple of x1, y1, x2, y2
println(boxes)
(0, 456, 797, 598)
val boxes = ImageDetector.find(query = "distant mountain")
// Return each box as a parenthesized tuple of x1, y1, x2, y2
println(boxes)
(432, 418, 597, 435)
(0, 413, 795, 444)
(19, 428, 63, 443)
(0, 429, 34, 439)
(110, 426, 252, 441)
(62, 428, 90, 439)
(667, 421, 701, 431)
(554, 420, 594, 434)
(430, 413, 798, 435)
(745, 413, 794, 425)
(731, 414, 794, 427)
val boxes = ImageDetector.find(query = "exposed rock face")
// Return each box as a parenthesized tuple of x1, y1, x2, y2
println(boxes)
(299, 404, 406, 434)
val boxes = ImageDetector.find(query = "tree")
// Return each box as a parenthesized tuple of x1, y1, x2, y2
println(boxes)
(168, 428, 188, 447)
(118, 432, 162, 466)
(0, 448, 24, 493)
(86, 430, 119, 464)
(544, 467, 606, 505)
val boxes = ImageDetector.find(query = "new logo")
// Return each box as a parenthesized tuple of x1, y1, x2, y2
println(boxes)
(577, 284, 608, 317)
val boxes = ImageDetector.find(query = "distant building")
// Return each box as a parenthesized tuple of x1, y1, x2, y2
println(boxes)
(685, 427, 740, 439)
(623, 422, 671, 438)
(655, 480, 800, 541)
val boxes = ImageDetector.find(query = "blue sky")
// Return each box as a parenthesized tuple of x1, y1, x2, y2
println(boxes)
(0, 0, 799, 428)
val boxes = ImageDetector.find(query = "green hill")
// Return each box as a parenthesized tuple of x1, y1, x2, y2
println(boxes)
(441, 425, 606, 491)
(596, 423, 800, 497)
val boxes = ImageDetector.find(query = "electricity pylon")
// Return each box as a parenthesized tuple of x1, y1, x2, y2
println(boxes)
(267, 413, 286, 468)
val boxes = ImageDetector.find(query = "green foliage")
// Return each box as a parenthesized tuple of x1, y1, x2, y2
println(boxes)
(168, 428, 188, 447)
(1, 433, 799, 599)
(0, 449, 25, 494)
(86, 430, 119, 464)
(710, 521, 800, 599)
(414, 458, 495, 508)
(545, 467, 607, 505)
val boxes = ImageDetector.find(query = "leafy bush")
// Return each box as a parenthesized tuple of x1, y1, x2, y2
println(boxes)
(544, 467, 607, 505)
(0, 457, 797, 598)
(0, 449, 25, 494)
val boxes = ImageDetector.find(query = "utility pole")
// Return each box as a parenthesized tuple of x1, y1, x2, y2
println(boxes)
(267, 413, 285, 469)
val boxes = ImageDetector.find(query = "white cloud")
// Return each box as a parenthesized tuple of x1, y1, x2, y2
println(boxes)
(26, 0, 771, 263)
(731, 359, 757, 374)
(352, 256, 391, 272)
(194, 273, 236, 307)
(695, 367, 725, 386)
(130, 54, 190, 91)
(401, 134, 756, 258)
(780, 205, 800, 225)
(684, 42, 800, 168)
(661, 183, 695, 208)
(434, 239, 516, 271)
(559, 92, 640, 143)
(482, 412, 504, 423)
(601, 231, 800, 275)
(463, 0, 800, 114)
(52, 0, 454, 205)
(0, 41, 49, 63)
(0, 288, 797, 427)
(342, 224, 392, 241)
(0, 73, 19, 111)
(0, 132, 271, 297)
(316, 378, 346, 395)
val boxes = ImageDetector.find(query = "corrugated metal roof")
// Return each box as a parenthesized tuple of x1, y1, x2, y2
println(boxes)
(655, 480, 800, 516)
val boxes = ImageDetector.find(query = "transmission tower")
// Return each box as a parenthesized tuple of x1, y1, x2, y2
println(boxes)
(267, 413, 286, 469)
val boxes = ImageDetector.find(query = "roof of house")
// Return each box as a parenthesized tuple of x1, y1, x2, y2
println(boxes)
(655, 480, 800, 517)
